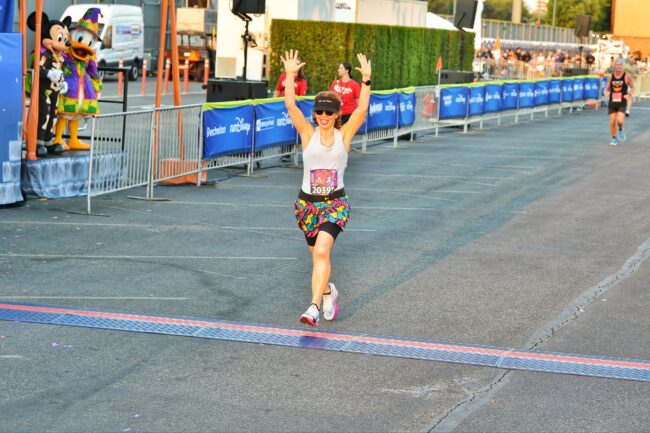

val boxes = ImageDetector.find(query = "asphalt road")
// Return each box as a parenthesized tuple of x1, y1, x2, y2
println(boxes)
(1, 100, 650, 432)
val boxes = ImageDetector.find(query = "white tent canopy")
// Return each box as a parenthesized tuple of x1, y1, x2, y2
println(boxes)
(425, 12, 456, 31)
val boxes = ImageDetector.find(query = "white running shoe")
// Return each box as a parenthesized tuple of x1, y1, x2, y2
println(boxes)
(299, 304, 319, 327)
(322, 282, 339, 321)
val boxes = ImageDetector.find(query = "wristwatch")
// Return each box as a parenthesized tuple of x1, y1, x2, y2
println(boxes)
(362, 79, 372, 86)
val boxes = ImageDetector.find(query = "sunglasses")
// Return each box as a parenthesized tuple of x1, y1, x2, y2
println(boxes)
(314, 110, 336, 116)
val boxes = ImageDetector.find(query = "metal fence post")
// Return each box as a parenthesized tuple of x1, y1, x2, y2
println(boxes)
(197, 108, 205, 187)
(86, 116, 97, 215)
(146, 110, 157, 200)
(463, 88, 470, 134)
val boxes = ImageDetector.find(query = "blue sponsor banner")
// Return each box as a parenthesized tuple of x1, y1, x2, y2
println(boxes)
(202, 103, 254, 159)
(0, 33, 21, 171)
(0, 0, 15, 32)
(368, 92, 399, 131)
(518, 82, 535, 108)
(533, 80, 550, 106)
(440, 86, 469, 119)
(398, 92, 416, 127)
(253, 100, 296, 150)
(468, 86, 485, 116)
(484, 84, 502, 113)
(502, 83, 519, 110)
(297, 98, 315, 124)
(584, 77, 600, 99)
(573, 78, 585, 100)
(562, 79, 574, 102)
(548, 80, 561, 103)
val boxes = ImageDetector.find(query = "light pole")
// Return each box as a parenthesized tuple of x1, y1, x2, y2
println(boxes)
(552, 0, 557, 27)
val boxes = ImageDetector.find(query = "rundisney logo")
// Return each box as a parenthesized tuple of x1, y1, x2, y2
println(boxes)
(400, 101, 414, 111)
(369, 102, 383, 115)
(230, 117, 251, 134)
(206, 125, 226, 137)
(454, 95, 466, 104)
(470, 94, 484, 104)
(385, 101, 397, 111)
(509, 90, 518, 97)
(276, 112, 292, 127)
(442, 95, 452, 105)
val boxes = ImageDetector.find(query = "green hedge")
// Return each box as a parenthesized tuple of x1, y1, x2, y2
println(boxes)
(269, 19, 474, 94)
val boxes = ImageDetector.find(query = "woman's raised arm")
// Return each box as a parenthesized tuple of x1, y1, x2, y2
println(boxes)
(341, 53, 372, 148)
(281, 49, 313, 139)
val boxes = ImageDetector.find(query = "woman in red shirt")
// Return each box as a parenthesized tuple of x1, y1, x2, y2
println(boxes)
(273, 58, 307, 97)
(330, 62, 360, 124)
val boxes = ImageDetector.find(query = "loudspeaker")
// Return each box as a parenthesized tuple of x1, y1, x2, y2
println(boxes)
(574, 14, 591, 38)
(454, 0, 478, 29)
(439, 70, 474, 85)
(206, 79, 267, 102)
(231, 0, 265, 14)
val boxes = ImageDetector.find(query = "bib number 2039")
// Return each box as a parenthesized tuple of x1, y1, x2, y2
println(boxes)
(310, 169, 338, 195)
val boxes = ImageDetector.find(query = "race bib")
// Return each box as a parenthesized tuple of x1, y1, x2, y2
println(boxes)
(310, 169, 338, 195)
(612, 92, 622, 103)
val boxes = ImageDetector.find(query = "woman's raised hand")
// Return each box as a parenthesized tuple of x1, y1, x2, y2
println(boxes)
(281, 49, 306, 75)
(355, 53, 372, 78)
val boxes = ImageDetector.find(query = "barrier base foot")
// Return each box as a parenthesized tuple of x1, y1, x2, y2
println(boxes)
(127, 196, 172, 202)
(67, 210, 110, 217)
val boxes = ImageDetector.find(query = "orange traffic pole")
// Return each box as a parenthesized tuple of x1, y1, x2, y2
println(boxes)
(25, 0, 43, 161)
(154, 0, 168, 109)
(163, 58, 171, 94)
(203, 57, 209, 88)
(183, 58, 189, 94)
(152, 0, 169, 184)
(168, 1, 182, 107)
(140, 58, 147, 96)
(117, 58, 124, 97)
(168, 0, 185, 160)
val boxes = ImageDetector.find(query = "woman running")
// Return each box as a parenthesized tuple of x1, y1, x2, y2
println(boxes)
(280, 49, 372, 326)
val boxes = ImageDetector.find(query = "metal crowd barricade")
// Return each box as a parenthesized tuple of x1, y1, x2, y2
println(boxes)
(636, 73, 650, 100)
(150, 104, 204, 190)
(81, 77, 608, 213)
(87, 109, 155, 213)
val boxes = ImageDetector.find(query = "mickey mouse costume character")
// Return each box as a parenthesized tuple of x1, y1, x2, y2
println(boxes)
(26, 11, 72, 156)
(53, 8, 103, 151)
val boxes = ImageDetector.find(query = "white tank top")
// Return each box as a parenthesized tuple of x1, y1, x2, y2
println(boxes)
(301, 127, 348, 195)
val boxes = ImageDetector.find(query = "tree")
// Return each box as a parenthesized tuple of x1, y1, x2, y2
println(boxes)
(544, 0, 611, 31)
(426, 0, 532, 22)
(427, 0, 454, 16)
(483, 0, 532, 21)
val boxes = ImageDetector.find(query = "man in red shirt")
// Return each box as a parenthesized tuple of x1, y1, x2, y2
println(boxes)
(330, 62, 360, 124)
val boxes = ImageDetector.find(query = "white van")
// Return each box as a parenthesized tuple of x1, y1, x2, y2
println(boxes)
(61, 4, 144, 81)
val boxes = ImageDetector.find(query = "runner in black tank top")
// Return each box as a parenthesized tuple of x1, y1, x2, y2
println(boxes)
(604, 58, 635, 146)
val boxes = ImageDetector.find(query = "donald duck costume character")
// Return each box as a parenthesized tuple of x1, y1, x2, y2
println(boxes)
(53, 8, 103, 151)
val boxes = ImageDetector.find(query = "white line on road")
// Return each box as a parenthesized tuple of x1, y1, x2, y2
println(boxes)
(0, 221, 375, 232)
(158, 201, 442, 211)
(0, 296, 189, 300)
(0, 254, 297, 260)
(215, 184, 480, 195)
